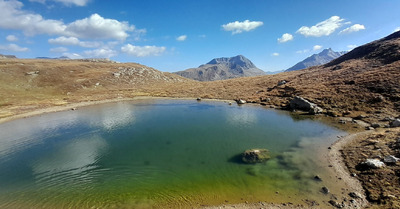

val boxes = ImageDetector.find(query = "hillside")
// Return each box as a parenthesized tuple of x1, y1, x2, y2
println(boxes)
(174, 55, 265, 81)
(0, 59, 193, 118)
(285, 48, 346, 72)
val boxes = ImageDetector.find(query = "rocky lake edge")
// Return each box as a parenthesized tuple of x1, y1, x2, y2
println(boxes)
(1, 96, 391, 209)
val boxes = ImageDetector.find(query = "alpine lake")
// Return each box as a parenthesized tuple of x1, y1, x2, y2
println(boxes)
(0, 99, 348, 208)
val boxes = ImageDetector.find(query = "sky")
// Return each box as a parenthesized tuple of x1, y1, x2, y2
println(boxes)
(0, 0, 399, 72)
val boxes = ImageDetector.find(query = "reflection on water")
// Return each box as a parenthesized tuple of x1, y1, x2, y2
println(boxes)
(31, 135, 108, 187)
(0, 100, 346, 208)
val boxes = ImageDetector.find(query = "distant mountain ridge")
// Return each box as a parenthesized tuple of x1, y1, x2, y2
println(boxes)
(0, 54, 17, 59)
(174, 55, 265, 81)
(285, 48, 346, 72)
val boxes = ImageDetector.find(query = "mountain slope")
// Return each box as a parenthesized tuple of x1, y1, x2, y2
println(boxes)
(326, 30, 400, 67)
(285, 48, 346, 72)
(174, 55, 265, 81)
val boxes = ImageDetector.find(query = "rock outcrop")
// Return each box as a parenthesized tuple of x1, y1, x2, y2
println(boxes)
(289, 96, 323, 114)
(241, 148, 270, 164)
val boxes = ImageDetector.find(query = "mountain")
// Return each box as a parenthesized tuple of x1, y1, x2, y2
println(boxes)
(0, 54, 17, 59)
(36, 56, 70, 59)
(174, 55, 265, 81)
(285, 48, 346, 72)
(325, 30, 400, 67)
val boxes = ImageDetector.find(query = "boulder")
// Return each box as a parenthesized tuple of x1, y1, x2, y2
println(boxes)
(241, 149, 270, 164)
(359, 159, 385, 169)
(384, 155, 399, 164)
(277, 80, 287, 86)
(390, 119, 400, 127)
(289, 96, 322, 114)
(236, 99, 246, 104)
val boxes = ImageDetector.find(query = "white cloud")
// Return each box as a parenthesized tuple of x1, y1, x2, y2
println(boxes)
(313, 45, 322, 51)
(83, 48, 117, 58)
(48, 36, 102, 48)
(65, 14, 135, 40)
(222, 20, 263, 34)
(176, 35, 187, 41)
(121, 44, 166, 57)
(339, 24, 365, 34)
(6, 35, 18, 42)
(0, 0, 66, 36)
(271, 52, 279, 56)
(395, 27, 400, 32)
(49, 36, 79, 45)
(296, 49, 310, 54)
(0, 1, 136, 41)
(50, 47, 68, 53)
(0, 43, 29, 52)
(297, 16, 345, 37)
(62, 52, 82, 59)
(347, 44, 357, 49)
(29, 0, 90, 6)
(277, 33, 293, 43)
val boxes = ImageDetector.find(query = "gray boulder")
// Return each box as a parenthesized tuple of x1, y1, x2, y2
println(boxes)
(289, 96, 323, 114)
(360, 159, 385, 169)
(241, 149, 270, 164)
(390, 119, 400, 127)
(236, 99, 246, 104)
(384, 155, 399, 164)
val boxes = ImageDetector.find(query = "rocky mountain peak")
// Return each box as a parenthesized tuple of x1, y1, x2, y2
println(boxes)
(285, 48, 346, 72)
(174, 55, 265, 81)
(206, 55, 256, 69)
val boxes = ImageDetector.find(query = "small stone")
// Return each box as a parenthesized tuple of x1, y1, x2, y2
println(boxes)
(351, 173, 357, 177)
(71, 107, 76, 111)
(321, 186, 329, 194)
(366, 126, 375, 130)
(196, 97, 201, 101)
(277, 80, 287, 86)
(314, 175, 322, 181)
(349, 192, 361, 199)
(236, 99, 246, 104)
(228, 102, 232, 105)
(390, 119, 400, 127)
(371, 123, 381, 128)
(384, 155, 399, 164)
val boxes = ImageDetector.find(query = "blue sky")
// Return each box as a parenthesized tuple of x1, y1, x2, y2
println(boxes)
(0, 0, 399, 72)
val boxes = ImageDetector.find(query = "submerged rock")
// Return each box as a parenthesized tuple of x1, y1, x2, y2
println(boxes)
(241, 148, 270, 164)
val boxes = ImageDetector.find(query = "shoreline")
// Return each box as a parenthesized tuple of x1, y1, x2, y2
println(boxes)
(0, 97, 369, 208)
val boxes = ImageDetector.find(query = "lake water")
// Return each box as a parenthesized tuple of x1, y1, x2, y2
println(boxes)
(0, 99, 346, 208)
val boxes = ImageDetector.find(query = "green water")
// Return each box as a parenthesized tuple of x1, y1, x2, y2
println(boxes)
(0, 100, 346, 208)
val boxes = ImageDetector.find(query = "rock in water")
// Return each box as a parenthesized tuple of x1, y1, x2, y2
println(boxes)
(241, 149, 270, 164)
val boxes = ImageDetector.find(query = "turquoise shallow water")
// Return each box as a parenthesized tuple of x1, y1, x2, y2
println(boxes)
(0, 100, 345, 208)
